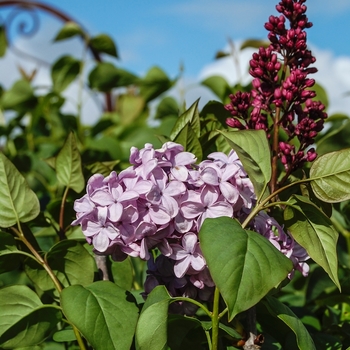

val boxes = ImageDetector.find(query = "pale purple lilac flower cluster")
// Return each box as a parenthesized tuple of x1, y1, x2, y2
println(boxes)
(72, 142, 309, 307)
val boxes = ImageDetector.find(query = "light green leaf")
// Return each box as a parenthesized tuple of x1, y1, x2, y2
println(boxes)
(174, 124, 203, 162)
(53, 328, 76, 342)
(310, 148, 350, 203)
(0, 285, 62, 349)
(51, 55, 81, 93)
(136, 286, 171, 350)
(61, 281, 139, 350)
(284, 195, 340, 290)
(263, 296, 316, 350)
(117, 94, 145, 125)
(199, 217, 292, 321)
(53, 22, 85, 41)
(89, 33, 118, 57)
(0, 153, 40, 227)
(240, 39, 269, 50)
(201, 75, 231, 103)
(56, 132, 84, 193)
(219, 129, 271, 202)
(25, 240, 95, 292)
(170, 99, 200, 140)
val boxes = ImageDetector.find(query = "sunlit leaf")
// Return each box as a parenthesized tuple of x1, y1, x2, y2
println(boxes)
(310, 148, 350, 203)
(199, 217, 292, 321)
(136, 286, 171, 350)
(219, 129, 271, 202)
(0, 285, 61, 348)
(263, 296, 316, 350)
(284, 195, 340, 290)
(56, 132, 84, 193)
(61, 281, 138, 350)
(89, 33, 118, 57)
(53, 22, 85, 41)
(0, 153, 40, 227)
(51, 55, 81, 93)
(170, 99, 200, 140)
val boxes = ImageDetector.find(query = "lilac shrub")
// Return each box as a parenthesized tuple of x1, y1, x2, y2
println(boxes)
(72, 141, 309, 311)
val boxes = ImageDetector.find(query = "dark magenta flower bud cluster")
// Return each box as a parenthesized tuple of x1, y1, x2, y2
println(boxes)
(225, 0, 327, 175)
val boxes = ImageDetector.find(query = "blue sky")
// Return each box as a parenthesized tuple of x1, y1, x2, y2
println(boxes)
(18, 0, 350, 78)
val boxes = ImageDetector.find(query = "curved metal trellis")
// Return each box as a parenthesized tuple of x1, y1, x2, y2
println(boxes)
(0, 0, 113, 111)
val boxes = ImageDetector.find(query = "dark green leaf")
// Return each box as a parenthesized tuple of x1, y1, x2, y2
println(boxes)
(0, 153, 40, 227)
(263, 296, 316, 350)
(25, 240, 95, 292)
(170, 99, 200, 140)
(89, 33, 118, 57)
(310, 148, 350, 203)
(0, 80, 37, 111)
(51, 55, 81, 93)
(61, 281, 138, 350)
(0, 285, 62, 348)
(284, 195, 340, 289)
(89, 62, 138, 91)
(220, 129, 271, 202)
(174, 124, 203, 161)
(110, 256, 134, 291)
(0, 25, 7, 57)
(136, 286, 171, 350)
(0, 231, 20, 273)
(199, 217, 292, 321)
(139, 66, 173, 102)
(240, 39, 269, 50)
(56, 132, 84, 193)
(53, 22, 85, 41)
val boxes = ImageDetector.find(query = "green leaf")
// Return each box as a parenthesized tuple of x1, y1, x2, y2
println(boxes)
(219, 129, 271, 201)
(110, 256, 134, 291)
(56, 132, 84, 193)
(53, 328, 76, 342)
(240, 39, 269, 50)
(0, 231, 20, 273)
(170, 99, 201, 140)
(0, 25, 7, 57)
(53, 22, 85, 41)
(85, 160, 119, 177)
(201, 75, 231, 103)
(284, 195, 340, 290)
(61, 281, 138, 350)
(136, 286, 171, 350)
(310, 148, 350, 203)
(0, 80, 37, 111)
(88, 62, 138, 91)
(199, 217, 292, 321)
(117, 94, 145, 125)
(0, 285, 62, 348)
(139, 66, 173, 102)
(51, 55, 81, 93)
(0, 153, 40, 227)
(263, 296, 316, 350)
(89, 33, 118, 57)
(154, 97, 179, 120)
(25, 240, 95, 292)
(174, 123, 203, 162)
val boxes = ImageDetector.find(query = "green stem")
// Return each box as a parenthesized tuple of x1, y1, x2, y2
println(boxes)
(171, 297, 212, 318)
(205, 330, 212, 350)
(211, 286, 221, 350)
(59, 186, 70, 240)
